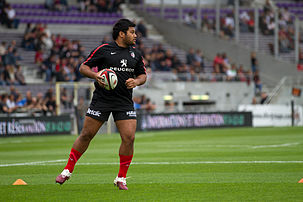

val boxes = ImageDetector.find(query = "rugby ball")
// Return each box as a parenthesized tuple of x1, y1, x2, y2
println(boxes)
(99, 69, 118, 90)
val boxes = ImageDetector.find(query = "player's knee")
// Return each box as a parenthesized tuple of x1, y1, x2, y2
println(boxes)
(122, 134, 135, 145)
(79, 130, 94, 142)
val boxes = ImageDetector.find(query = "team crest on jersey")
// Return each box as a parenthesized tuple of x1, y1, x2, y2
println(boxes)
(120, 59, 127, 67)
(130, 51, 135, 58)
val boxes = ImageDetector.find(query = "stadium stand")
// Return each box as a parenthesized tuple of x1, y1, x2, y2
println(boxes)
(0, 0, 297, 117)
(136, 0, 303, 63)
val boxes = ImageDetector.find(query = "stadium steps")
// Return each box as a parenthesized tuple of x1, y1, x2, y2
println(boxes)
(0, 32, 42, 83)
(12, 3, 122, 25)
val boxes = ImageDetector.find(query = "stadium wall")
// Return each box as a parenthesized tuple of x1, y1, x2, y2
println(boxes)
(137, 11, 299, 87)
(135, 81, 254, 112)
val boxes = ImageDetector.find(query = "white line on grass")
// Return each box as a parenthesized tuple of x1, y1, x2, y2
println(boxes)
(251, 143, 299, 149)
(2, 160, 303, 167)
(0, 159, 66, 167)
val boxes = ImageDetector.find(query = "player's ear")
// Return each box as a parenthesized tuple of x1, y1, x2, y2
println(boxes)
(119, 31, 125, 38)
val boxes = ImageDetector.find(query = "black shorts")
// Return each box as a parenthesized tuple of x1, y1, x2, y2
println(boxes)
(86, 107, 137, 122)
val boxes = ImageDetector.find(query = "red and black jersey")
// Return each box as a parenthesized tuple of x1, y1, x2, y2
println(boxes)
(83, 41, 146, 111)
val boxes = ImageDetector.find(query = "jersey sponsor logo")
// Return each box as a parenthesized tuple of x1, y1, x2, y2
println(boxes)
(126, 111, 136, 117)
(111, 52, 116, 55)
(87, 108, 101, 117)
(109, 67, 134, 72)
(120, 59, 127, 67)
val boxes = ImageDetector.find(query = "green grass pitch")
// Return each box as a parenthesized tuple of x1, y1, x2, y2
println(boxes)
(1, 127, 303, 201)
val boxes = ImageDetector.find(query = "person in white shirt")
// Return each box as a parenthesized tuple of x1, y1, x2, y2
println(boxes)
(4, 4, 19, 28)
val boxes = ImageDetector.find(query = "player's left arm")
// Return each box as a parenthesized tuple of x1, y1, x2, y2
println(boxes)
(125, 54, 147, 89)
(125, 74, 146, 89)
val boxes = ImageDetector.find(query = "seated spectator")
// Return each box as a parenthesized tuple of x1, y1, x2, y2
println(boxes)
(110, 0, 122, 13)
(250, 51, 258, 73)
(201, 15, 215, 32)
(14, 65, 26, 85)
(136, 20, 147, 38)
(60, 88, 72, 108)
(223, 13, 235, 38)
(46, 0, 68, 11)
(260, 92, 268, 104)
(279, 34, 291, 53)
(45, 93, 57, 115)
(6, 94, 18, 112)
(133, 96, 142, 110)
(0, 41, 6, 56)
(253, 70, 262, 95)
(0, 94, 9, 113)
(184, 11, 196, 28)
(22, 91, 32, 108)
(4, 4, 19, 29)
(35, 92, 48, 115)
(35, 49, 44, 65)
(226, 63, 237, 81)
(186, 48, 196, 65)
(0, 94, 10, 113)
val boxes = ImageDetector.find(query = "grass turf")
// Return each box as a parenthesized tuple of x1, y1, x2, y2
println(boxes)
(0, 127, 303, 201)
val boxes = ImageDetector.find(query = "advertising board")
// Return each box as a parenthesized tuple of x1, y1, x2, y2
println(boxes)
(238, 105, 303, 127)
(0, 116, 72, 137)
(137, 112, 252, 131)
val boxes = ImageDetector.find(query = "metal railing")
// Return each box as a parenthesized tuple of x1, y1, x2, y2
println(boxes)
(136, 0, 301, 63)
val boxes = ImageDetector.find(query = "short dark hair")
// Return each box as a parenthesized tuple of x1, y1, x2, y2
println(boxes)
(112, 19, 136, 40)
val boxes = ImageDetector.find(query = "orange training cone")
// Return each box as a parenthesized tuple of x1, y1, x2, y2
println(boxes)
(298, 178, 303, 183)
(12, 179, 27, 185)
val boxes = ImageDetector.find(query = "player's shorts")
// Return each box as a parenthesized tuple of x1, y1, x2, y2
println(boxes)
(86, 107, 137, 122)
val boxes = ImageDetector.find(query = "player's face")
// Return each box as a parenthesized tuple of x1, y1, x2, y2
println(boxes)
(124, 27, 137, 46)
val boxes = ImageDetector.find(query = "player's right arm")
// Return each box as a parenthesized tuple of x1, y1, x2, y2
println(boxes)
(79, 64, 103, 84)
(80, 43, 109, 86)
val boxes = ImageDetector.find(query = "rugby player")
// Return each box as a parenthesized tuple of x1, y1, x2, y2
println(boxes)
(56, 19, 147, 190)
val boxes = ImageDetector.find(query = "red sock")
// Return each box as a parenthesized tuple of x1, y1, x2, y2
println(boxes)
(64, 148, 82, 173)
(118, 154, 133, 178)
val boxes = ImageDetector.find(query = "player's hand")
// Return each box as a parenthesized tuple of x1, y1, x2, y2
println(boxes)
(96, 71, 106, 88)
(125, 78, 138, 89)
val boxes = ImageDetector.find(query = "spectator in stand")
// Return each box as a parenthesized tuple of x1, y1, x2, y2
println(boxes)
(45, 0, 69, 11)
(0, 94, 9, 113)
(0, 0, 6, 10)
(136, 20, 147, 38)
(279, 34, 291, 53)
(213, 53, 224, 73)
(46, 93, 57, 115)
(36, 92, 48, 115)
(76, 96, 87, 131)
(251, 97, 257, 105)
(25, 90, 33, 107)
(4, 4, 19, 29)
(111, 0, 122, 13)
(101, 35, 111, 44)
(226, 63, 237, 81)
(133, 96, 141, 111)
(15, 65, 26, 85)
(253, 70, 262, 95)
(186, 48, 196, 65)
(6, 94, 18, 112)
(0, 41, 6, 56)
(61, 88, 71, 109)
(201, 15, 215, 32)
(260, 92, 268, 104)
(3, 46, 17, 66)
(3, 64, 16, 85)
(35, 49, 44, 65)
(223, 13, 235, 38)
(184, 11, 196, 28)
(250, 51, 258, 73)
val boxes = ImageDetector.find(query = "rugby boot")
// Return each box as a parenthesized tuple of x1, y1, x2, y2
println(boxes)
(56, 169, 72, 185)
(114, 176, 128, 190)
